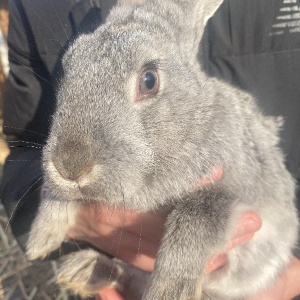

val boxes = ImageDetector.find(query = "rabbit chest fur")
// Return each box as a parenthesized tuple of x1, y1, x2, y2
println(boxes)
(26, 0, 299, 299)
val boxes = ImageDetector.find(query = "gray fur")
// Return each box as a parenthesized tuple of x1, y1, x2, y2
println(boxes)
(26, 0, 299, 299)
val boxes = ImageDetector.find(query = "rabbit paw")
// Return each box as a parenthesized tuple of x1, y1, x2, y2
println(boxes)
(26, 196, 80, 260)
(26, 223, 67, 260)
(57, 249, 123, 298)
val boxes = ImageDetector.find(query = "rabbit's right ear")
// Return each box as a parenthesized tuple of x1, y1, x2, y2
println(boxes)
(105, 0, 147, 23)
(200, 0, 224, 25)
(106, 0, 223, 58)
(153, 0, 224, 58)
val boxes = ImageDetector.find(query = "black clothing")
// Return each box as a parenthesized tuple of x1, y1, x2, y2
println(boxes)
(4, 0, 104, 144)
(203, 0, 300, 181)
(203, 1, 300, 257)
(1, 0, 300, 259)
(1, 0, 107, 252)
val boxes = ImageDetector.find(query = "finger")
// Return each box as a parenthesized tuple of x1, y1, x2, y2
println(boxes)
(70, 224, 157, 271)
(193, 166, 223, 187)
(205, 233, 255, 274)
(205, 253, 228, 273)
(227, 211, 262, 251)
(98, 288, 125, 300)
(227, 233, 255, 251)
(205, 211, 262, 274)
(84, 204, 165, 243)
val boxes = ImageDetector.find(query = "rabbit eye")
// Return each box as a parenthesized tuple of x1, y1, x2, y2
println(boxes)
(137, 69, 159, 100)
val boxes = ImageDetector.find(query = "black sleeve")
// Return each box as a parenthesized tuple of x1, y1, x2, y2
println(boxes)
(201, 0, 300, 257)
(3, 0, 56, 144)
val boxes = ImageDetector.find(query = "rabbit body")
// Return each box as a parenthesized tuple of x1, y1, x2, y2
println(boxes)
(27, 0, 299, 299)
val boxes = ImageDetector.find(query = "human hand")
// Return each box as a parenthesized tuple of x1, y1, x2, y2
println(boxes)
(205, 217, 300, 300)
(66, 204, 164, 272)
(95, 214, 300, 300)
(67, 206, 261, 300)
(204, 210, 262, 273)
(66, 167, 262, 300)
(97, 255, 300, 300)
(67, 167, 224, 271)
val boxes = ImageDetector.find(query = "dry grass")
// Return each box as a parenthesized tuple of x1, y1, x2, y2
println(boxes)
(0, 208, 69, 300)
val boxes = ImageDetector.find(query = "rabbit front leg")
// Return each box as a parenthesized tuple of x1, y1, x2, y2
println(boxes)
(143, 189, 233, 300)
(26, 186, 81, 260)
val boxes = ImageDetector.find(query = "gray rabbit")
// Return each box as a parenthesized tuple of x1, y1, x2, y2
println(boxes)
(26, 0, 299, 299)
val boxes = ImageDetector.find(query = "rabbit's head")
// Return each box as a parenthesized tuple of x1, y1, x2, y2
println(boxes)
(44, 0, 224, 210)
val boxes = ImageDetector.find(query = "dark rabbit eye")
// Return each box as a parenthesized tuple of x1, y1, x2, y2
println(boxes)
(137, 69, 159, 100)
(143, 72, 156, 89)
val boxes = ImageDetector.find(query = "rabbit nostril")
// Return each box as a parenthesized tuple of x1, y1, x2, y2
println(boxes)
(75, 164, 93, 180)
(51, 140, 94, 181)
(52, 158, 94, 181)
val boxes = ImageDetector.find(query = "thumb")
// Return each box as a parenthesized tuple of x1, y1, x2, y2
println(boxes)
(227, 211, 262, 250)
(205, 211, 262, 273)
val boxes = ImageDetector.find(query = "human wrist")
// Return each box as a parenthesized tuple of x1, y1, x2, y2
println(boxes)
(284, 256, 300, 299)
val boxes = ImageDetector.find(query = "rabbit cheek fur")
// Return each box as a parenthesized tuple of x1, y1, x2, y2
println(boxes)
(26, 0, 299, 299)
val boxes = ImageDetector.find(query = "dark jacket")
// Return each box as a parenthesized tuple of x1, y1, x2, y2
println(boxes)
(1, 0, 115, 251)
(1, 0, 300, 257)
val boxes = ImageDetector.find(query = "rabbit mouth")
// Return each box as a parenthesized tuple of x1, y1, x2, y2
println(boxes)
(44, 157, 147, 206)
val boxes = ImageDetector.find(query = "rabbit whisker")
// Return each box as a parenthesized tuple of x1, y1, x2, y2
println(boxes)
(5, 176, 43, 232)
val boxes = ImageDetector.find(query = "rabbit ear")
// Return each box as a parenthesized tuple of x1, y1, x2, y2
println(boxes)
(155, 0, 224, 57)
(107, 0, 223, 57)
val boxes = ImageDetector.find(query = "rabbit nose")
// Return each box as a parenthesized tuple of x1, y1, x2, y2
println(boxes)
(52, 140, 94, 181)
